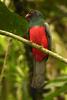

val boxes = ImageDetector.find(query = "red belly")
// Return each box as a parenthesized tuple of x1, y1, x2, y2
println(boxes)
(30, 26, 48, 62)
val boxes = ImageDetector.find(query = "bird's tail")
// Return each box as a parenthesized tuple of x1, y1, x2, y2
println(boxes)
(30, 59, 47, 100)
(31, 59, 47, 89)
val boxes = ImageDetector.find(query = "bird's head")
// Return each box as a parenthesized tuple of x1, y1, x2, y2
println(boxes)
(25, 10, 44, 22)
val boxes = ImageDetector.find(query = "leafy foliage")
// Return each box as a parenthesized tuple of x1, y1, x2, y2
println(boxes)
(0, 1, 30, 100)
(0, 1, 29, 36)
(0, 0, 67, 100)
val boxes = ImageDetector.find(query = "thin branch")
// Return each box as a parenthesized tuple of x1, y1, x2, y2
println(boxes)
(0, 30, 67, 64)
(0, 38, 11, 84)
(0, 37, 12, 95)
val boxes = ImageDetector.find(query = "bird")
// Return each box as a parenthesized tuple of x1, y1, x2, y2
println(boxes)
(25, 10, 51, 100)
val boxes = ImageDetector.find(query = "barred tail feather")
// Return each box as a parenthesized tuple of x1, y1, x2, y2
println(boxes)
(31, 60, 46, 89)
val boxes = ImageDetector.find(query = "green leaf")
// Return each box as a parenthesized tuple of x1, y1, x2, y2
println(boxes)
(44, 84, 67, 100)
(45, 75, 67, 89)
(0, 1, 29, 36)
(44, 75, 67, 100)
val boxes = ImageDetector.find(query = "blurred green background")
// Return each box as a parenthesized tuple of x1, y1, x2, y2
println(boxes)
(0, 0, 67, 100)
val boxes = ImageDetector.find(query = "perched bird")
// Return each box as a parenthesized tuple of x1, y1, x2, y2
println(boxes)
(25, 10, 51, 100)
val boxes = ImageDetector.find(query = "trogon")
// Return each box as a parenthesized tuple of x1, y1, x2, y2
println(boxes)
(25, 10, 51, 100)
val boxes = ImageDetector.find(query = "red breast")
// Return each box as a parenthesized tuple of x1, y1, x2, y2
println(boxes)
(30, 26, 48, 62)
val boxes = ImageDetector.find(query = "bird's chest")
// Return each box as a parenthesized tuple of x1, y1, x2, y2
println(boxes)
(29, 26, 48, 47)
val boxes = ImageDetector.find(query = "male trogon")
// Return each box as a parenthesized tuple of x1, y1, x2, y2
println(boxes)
(25, 10, 51, 100)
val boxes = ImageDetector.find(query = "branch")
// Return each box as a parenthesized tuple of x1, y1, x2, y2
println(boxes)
(0, 37, 12, 94)
(0, 30, 67, 64)
(0, 38, 12, 84)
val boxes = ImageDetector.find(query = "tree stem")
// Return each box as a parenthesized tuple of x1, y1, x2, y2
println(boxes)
(0, 29, 67, 64)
